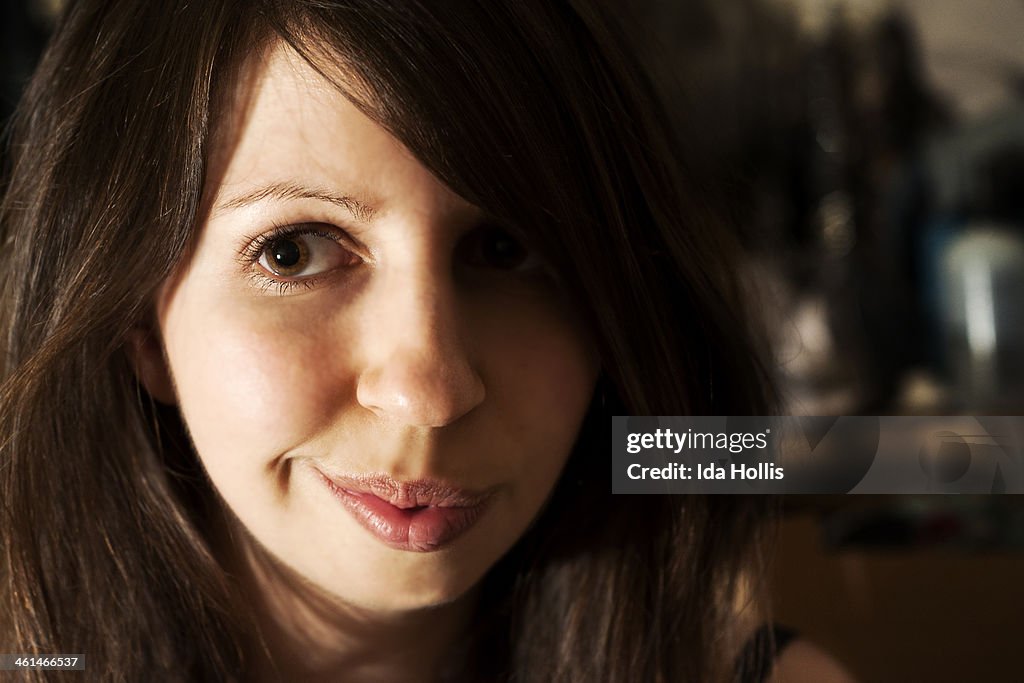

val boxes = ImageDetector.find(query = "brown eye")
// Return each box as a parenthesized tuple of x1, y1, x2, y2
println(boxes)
(255, 230, 357, 279)
(264, 236, 309, 276)
(460, 225, 540, 271)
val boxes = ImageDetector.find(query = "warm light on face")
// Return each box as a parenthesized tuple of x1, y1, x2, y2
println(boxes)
(153, 43, 600, 611)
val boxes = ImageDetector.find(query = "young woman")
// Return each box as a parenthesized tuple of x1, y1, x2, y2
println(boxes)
(0, 1, 851, 681)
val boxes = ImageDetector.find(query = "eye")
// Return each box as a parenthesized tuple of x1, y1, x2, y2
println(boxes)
(254, 227, 359, 279)
(459, 224, 542, 271)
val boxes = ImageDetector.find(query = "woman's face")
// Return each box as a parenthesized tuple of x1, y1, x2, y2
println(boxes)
(148, 43, 600, 612)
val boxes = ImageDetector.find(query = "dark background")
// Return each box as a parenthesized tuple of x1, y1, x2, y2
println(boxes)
(623, 3, 1024, 679)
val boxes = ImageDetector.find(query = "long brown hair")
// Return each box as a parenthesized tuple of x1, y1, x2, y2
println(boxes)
(1, 1, 777, 680)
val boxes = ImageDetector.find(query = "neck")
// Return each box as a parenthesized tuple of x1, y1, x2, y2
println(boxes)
(218, 517, 479, 683)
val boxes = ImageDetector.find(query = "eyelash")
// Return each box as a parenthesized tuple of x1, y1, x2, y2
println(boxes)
(240, 222, 355, 294)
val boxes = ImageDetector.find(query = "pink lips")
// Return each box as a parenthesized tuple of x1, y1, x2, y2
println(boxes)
(315, 470, 493, 552)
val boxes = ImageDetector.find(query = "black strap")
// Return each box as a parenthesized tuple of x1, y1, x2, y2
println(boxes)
(734, 623, 799, 683)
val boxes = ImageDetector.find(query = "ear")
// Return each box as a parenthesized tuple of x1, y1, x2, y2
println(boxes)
(124, 325, 176, 405)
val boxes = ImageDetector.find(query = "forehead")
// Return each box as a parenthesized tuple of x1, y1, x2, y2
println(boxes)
(203, 40, 465, 216)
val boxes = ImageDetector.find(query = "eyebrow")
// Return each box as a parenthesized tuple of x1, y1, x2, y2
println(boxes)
(214, 181, 378, 222)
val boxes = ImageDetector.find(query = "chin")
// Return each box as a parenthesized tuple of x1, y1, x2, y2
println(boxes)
(335, 569, 481, 613)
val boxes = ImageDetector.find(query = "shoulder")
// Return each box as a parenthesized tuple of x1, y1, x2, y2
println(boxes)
(767, 639, 858, 683)
(732, 620, 858, 683)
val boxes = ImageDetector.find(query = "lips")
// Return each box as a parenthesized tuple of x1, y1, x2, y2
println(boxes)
(315, 470, 494, 552)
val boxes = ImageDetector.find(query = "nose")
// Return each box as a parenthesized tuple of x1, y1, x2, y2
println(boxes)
(355, 266, 485, 428)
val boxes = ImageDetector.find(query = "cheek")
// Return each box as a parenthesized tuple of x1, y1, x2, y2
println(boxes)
(159, 280, 353, 484)
(475, 294, 599, 507)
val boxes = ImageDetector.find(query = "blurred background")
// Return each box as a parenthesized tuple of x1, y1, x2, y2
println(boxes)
(629, 0, 1024, 418)
(623, 1, 1024, 680)
(2, 0, 1022, 680)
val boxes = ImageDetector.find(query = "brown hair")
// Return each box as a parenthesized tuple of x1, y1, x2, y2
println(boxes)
(1, 1, 777, 680)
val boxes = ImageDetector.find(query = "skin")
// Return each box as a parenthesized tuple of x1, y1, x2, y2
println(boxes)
(732, 601, 859, 683)
(133, 42, 600, 681)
